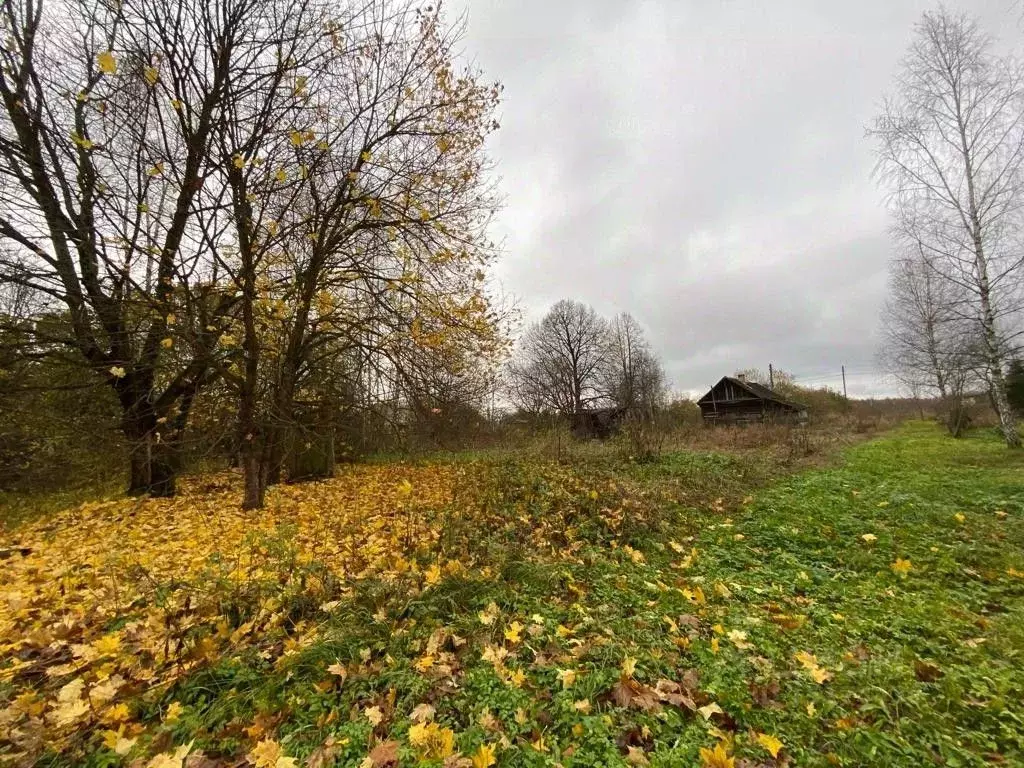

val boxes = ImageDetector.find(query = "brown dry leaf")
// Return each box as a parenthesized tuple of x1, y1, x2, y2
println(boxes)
(654, 679, 697, 711)
(914, 660, 943, 683)
(305, 738, 341, 768)
(749, 679, 782, 709)
(368, 740, 400, 767)
(409, 703, 436, 723)
(184, 753, 228, 768)
(611, 677, 661, 712)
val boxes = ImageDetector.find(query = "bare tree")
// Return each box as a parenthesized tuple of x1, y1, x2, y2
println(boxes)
(602, 312, 666, 415)
(871, 9, 1024, 447)
(507, 299, 609, 416)
(880, 245, 978, 435)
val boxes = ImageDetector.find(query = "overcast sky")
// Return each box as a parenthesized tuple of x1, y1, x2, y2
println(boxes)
(446, 0, 1024, 398)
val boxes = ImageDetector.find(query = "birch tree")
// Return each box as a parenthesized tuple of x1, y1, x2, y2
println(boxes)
(872, 9, 1024, 447)
(880, 243, 977, 434)
(601, 312, 665, 415)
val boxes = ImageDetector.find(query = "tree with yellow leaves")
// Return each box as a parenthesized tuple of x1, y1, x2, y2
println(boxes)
(208, 0, 507, 506)
(0, 0, 247, 495)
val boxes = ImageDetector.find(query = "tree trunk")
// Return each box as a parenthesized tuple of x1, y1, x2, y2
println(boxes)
(263, 374, 297, 486)
(988, 362, 1021, 447)
(241, 445, 264, 510)
(957, 101, 1020, 448)
(126, 431, 178, 497)
(976, 257, 1020, 447)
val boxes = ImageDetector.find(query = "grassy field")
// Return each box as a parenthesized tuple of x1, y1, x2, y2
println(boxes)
(1, 422, 1022, 767)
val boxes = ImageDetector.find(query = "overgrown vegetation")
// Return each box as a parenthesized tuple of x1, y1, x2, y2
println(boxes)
(1, 422, 1021, 767)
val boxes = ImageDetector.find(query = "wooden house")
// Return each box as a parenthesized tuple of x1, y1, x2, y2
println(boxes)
(697, 375, 808, 424)
(570, 407, 626, 439)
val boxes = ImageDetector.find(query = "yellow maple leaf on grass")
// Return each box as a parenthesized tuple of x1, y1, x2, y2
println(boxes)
(755, 731, 784, 758)
(102, 729, 137, 755)
(892, 558, 913, 577)
(424, 563, 442, 586)
(408, 722, 455, 759)
(621, 656, 638, 678)
(478, 601, 499, 625)
(794, 650, 832, 684)
(147, 740, 194, 768)
(472, 743, 497, 768)
(248, 738, 298, 768)
(504, 621, 523, 644)
(699, 742, 735, 768)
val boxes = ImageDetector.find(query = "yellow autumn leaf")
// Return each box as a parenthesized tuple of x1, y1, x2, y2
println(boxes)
(504, 620, 523, 644)
(144, 66, 159, 85)
(697, 702, 723, 720)
(472, 743, 497, 768)
(249, 739, 286, 768)
(811, 666, 832, 684)
(755, 732, 784, 758)
(424, 563, 442, 586)
(699, 742, 735, 768)
(70, 131, 94, 150)
(892, 558, 913, 577)
(408, 722, 455, 759)
(49, 697, 90, 727)
(146, 740, 194, 768)
(97, 50, 117, 74)
(727, 629, 752, 650)
(621, 656, 637, 678)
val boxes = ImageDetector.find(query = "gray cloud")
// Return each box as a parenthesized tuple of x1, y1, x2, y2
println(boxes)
(449, 0, 1023, 397)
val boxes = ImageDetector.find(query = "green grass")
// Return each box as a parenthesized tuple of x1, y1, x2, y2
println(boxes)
(63, 423, 1024, 766)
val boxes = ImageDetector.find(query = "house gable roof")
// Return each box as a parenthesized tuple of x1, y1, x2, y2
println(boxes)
(697, 376, 806, 411)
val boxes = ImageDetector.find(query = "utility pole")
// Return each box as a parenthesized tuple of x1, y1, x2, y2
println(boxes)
(769, 363, 774, 390)
(841, 365, 847, 399)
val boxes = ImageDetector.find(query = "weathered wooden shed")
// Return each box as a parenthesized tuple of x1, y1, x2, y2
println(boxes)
(697, 376, 808, 424)
(570, 407, 626, 439)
